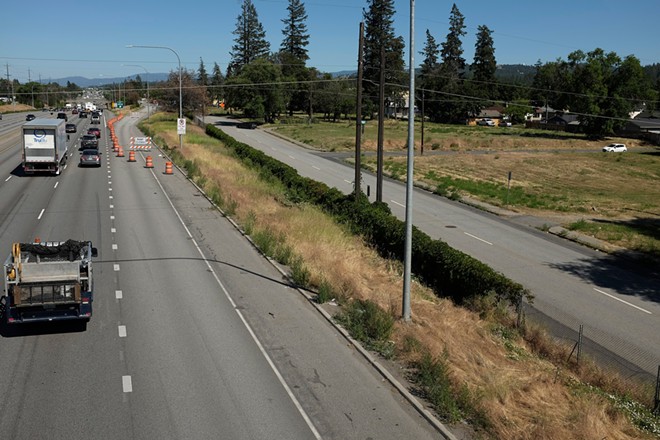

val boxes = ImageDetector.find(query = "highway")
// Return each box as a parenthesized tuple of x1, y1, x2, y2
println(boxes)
(0, 110, 442, 440)
(207, 116, 660, 379)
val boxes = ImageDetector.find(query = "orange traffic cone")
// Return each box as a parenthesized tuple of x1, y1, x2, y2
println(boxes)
(117, 147, 124, 157)
(128, 151, 136, 162)
(165, 162, 173, 175)
(145, 155, 153, 168)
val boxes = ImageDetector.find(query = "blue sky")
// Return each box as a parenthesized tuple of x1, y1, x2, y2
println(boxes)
(2, 0, 658, 83)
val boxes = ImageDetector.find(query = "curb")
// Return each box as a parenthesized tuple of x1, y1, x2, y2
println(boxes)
(148, 139, 459, 440)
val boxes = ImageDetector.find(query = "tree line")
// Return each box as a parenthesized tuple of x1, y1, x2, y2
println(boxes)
(4, 0, 658, 139)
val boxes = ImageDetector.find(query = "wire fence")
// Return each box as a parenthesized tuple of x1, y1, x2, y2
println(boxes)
(519, 297, 660, 409)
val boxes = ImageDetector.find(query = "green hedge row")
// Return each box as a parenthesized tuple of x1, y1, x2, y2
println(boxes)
(205, 124, 530, 306)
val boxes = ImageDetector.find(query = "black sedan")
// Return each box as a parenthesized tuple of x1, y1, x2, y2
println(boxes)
(66, 123, 77, 133)
(79, 149, 101, 167)
(25, 114, 36, 121)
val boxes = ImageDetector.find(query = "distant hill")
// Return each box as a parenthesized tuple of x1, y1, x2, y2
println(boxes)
(51, 73, 170, 88)
(495, 64, 536, 81)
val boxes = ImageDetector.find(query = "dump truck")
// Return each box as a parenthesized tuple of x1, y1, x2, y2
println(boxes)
(22, 119, 69, 175)
(2, 240, 97, 324)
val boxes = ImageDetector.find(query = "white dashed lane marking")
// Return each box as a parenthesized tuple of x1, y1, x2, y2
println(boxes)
(122, 376, 132, 393)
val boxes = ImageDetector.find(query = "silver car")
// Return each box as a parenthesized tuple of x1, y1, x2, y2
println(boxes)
(79, 149, 101, 167)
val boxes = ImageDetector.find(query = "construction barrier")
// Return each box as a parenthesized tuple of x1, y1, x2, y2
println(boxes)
(145, 156, 153, 168)
(165, 162, 173, 175)
(130, 136, 152, 151)
(128, 151, 136, 162)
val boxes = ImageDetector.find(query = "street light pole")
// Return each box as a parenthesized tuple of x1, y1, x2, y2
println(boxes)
(123, 64, 150, 120)
(126, 44, 183, 150)
(402, 0, 415, 322)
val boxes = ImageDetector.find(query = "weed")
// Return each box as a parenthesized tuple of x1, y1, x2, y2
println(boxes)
(243, 210, 256, 235)
(316, 279, 334, 304)
(290, 255, 310, 287)
(413, 351, 463, 422)
(336, 299, 395, 357)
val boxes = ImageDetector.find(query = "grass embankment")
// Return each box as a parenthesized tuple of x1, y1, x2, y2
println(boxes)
(142, 112, 659, 439)
(273, 118, 660, 259)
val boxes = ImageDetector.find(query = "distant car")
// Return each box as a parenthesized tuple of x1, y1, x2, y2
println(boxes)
(80, 134, 98, 150)
(237, 121, 257, 129)
(90, 115, 100, 124)
(602, 143, 627, 152)
(57, 112, 68, 122)
(25, 114, 36, 121)
(79, 149, 101, 167)
(87, 127, 101, 138)
(79, 111, 87, 118)
(72, 108, 78, 114)
(477, 118, 495, 126)
(499, 121, 512, 127)
(66, 123, 77, 133)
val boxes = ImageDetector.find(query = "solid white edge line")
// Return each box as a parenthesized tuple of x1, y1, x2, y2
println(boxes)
(37, 208, 45, 220)
(391, 200, 405, 208)
(122, 375, 132, 392)
(312, 165, 320, 170)
(463, 232, 493, 246)
(147, 166, 323, 440)
(593, 288, 652, 314)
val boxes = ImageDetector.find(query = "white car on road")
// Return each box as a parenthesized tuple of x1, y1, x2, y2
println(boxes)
(602, 143, 627, 152)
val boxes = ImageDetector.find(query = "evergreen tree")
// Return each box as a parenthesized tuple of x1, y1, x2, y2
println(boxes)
(362, 0, 405, 115)
(198, 58, 208, 85)
(229, 0, 271, 75)
(472, 25, 496, 84)
(470, 24, 497, 113)
(419, 30, 441, 122)
(279, 0, 311, 115)
(210, 62, 224, 106)
(436, 3, 467, 122)
(280, 0, 309, 62)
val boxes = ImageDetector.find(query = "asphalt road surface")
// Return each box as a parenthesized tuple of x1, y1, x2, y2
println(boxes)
(0, 110, 443, 440)
(207, 116, 660, 380)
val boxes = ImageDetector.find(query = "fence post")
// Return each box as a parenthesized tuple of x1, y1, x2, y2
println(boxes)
(516, 293, 524, 329)
(654, 365, 660, 415)
(576, 325, 583, 365)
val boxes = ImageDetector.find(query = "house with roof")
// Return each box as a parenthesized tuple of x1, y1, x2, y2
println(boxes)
(619, 111, 660, 144)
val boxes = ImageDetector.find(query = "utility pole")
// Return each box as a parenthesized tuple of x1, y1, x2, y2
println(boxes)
(376, 45, 385, 203)
(5, 63, 10, 104)
(402, 0, 416, 322)
(420, 89, 425, 155)
(354, 22, 365, 200)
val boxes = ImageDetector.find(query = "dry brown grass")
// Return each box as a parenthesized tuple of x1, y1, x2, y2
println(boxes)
(149, 116, 655, 440)
(0, 104, 35, 113)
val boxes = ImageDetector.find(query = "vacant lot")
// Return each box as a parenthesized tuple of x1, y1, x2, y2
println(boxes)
(274, 119, 660, 257)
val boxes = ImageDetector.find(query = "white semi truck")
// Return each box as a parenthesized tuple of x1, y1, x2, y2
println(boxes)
(22, 119, 69, 175)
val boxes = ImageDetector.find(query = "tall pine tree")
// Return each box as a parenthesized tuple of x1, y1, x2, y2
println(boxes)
(470, 25, 496, 111)
(210, 62, 224, 106)
(229, 0, 270, 76)
(437, 3, 467, 122)
(419, 30, 445, 122)
(362, 0, 405, 114)
(280, 0, 309, 62)
(279, 0, 311, 115)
